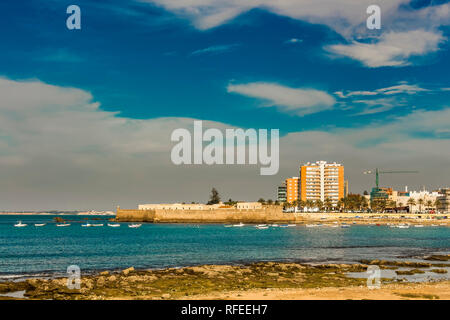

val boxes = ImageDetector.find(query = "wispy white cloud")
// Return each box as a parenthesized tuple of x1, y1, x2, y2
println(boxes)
(140, 1, 450, 67)
(227, 82, 335, 116)
(326, 30, 445, 67)
(142, 0, 407, 36)
(190, 44, 239, 56)
(335, 82, 430, 99)
(285, 38, 303, 44)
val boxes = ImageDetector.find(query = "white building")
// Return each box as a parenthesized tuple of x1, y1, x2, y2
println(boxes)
(394, 188, 443, 213)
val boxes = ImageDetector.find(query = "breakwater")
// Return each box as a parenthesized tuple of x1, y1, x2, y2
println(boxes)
(115, 206, 297, 223)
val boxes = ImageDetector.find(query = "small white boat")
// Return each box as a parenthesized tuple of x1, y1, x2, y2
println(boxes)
(233, 222, 245, 227)
(255, 224, 267, 227)
(305, 224, 318, 228)
(271, 224, 279, 227)
(256, 226, 269, 229)
(224, 224, 233, 227)
(279, 225, 289, 228)
(107, 223, 120, 227)
(341, 224, 350, 228)
(129, 224, 142, 228)
(56, 223, 70, 227)
(397, 225, 409, 229)
(81, 223, 91, 227)
(414, 225, 424, 228)
(287, 224, 296, 227)
(92, 223, 104, 227)
(34, 223, 46, 227)
(14, 221, 27, 227)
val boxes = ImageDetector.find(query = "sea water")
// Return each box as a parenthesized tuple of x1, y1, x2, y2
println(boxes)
(0, 215, 449, 280)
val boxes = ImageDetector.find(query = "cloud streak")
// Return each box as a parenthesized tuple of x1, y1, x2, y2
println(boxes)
(190, 44, 239, 56)
(327, 30, 445, 67)
(227, 82, 336, 116)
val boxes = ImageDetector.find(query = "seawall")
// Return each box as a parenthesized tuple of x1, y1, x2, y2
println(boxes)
(116, 206, 298, 223)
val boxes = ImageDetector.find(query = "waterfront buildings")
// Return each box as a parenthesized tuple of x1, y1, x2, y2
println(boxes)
(138, 203, 222, 210)
(277, 161, 345, 206)
(299, 161, 344, 205)
(369, 186, 444, 213)
(138, 202, 263, 211)
(344, 180, 349, 198)
(285, 177, 300, 203)
(437, 189, 450, 213)
(277, 184, 287, 203)
(236, 202, 263, 210)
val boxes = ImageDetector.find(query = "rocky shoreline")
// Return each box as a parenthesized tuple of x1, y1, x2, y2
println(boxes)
(1, 255, 448, 300)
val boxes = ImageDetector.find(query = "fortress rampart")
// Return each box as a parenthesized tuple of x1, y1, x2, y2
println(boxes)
(115, 206, 298, 223)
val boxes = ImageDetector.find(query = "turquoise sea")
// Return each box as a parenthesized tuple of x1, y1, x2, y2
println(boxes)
(0, 215, 449, 280)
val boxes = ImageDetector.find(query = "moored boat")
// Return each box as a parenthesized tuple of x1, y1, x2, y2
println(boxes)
(14, 221, 27, 227)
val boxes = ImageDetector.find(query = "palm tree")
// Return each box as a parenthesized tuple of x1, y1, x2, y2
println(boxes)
(315, 199, 324, 211)
(298, 200, 306, 209)
(434, 199, 441, 213)
(305, 199, 314, 211)
(362, 197, 369, 212)
(426, 200, 433, 212)
(337, 199, 345, 212)
(407, 198, 416, 213)
(418, 198, 424, 213)
(324, 197, 332, 212)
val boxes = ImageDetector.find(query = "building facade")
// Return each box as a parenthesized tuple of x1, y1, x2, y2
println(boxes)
(285, 177, 300, 203)
(277, 184, 287, 203)
(299, 161, 344, 205)
(437, 188, 450, 213)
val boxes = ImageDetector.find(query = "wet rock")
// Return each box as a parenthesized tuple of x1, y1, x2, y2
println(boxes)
(127, 276, 139, 282)
(430, 269, 448, 274)
(122, 267, 135, 275)
(96, 277, 105, 286)
(100, 271, 109, 276)
(107, 275, 117, 282)
(425, 255, 450, 261)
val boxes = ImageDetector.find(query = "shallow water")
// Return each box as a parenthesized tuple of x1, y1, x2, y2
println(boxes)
(0, 215, 449, 280)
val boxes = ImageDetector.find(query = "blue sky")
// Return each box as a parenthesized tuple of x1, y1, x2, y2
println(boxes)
(1, 0, 449, 132)
(0, 0, 449, 209)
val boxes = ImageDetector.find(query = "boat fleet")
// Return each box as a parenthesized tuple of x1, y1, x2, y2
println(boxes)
(223, 222, 447, 229)
(13, 221, 142, 228)
(224, 223, 303, 229)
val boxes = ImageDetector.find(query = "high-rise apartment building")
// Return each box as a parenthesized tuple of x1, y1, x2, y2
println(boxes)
(277, 184, 287, 203)
(285, 177, 300, 203)
(299, 161, 344, 204)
